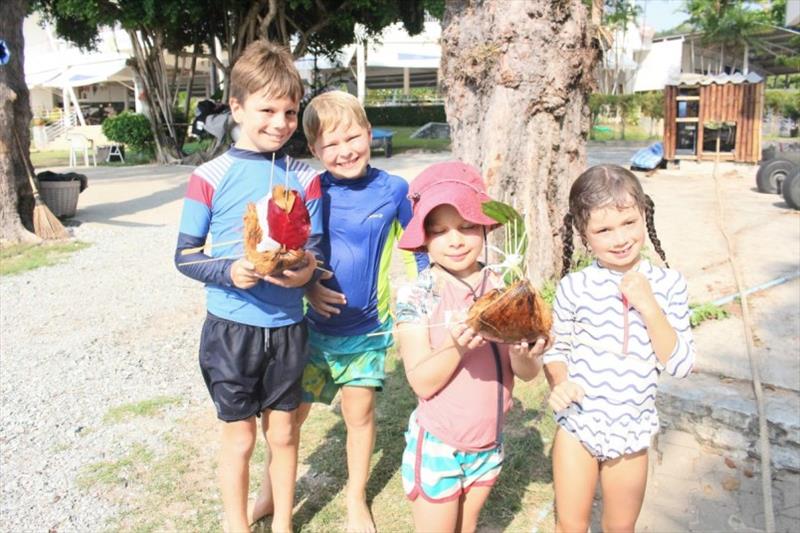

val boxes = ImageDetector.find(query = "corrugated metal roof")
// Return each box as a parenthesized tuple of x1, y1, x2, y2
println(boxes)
(667, 72, 764, 86)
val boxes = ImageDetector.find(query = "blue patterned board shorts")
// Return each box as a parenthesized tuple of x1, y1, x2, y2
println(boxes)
(401, 411, 504, 502)
(300, 322, 391, 404)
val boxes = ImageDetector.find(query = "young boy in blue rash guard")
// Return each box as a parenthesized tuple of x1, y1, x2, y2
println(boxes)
(174, 40, 323, 533)
(296, 90, 428, 532)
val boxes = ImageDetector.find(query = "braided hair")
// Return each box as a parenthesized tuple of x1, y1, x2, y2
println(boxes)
(559, 164, 668, 276)
(561, 212, 575, 278)
(644, 194, 669, 267)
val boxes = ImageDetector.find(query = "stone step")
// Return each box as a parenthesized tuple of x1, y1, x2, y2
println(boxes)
(657, 371, 800, 472)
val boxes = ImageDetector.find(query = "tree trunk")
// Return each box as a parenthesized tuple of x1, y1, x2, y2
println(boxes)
(441, 0, 597, 281)
(0, 0, 39, 245)
(128, 30, 182, 164)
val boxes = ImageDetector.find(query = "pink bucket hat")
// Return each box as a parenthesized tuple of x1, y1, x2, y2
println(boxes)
(398, 161, 500, 252)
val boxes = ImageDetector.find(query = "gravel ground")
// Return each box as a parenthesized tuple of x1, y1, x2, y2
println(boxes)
(1, 216, 208, 531)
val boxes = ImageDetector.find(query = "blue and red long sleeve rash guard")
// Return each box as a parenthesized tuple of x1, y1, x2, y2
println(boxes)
(174, 147, 323, 328)
(306, 166, 429, 336)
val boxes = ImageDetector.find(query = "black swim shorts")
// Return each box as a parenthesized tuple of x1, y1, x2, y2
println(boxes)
(199, 313, 309, 421)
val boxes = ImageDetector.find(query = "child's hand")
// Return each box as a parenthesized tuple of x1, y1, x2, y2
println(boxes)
(231, 259, 261, 289)
(305, 271, 346, 318)
(449, 321, 486, 354)
(263, 250, 317, 288)
(509, 336, 551, 360)
(620, 271, 658, 314)
(548, 380, 585, 412)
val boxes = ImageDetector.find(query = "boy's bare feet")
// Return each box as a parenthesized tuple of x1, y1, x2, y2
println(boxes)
(247, 494, 274, 526)
(345, 493, 376, 533)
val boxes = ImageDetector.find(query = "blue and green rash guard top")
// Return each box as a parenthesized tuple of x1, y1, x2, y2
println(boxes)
(306, 166, 429, 337)
(174, 147, 323, 328)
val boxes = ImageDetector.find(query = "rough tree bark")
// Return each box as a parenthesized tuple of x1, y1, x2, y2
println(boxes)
(0, 0, 39, 245)
(441, 0, 598, 281)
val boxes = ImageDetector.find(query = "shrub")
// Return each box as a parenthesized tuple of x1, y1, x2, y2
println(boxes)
(765, 89, 800, 122)
(365, 105, 446, 126)
(102, 112, 154, 153)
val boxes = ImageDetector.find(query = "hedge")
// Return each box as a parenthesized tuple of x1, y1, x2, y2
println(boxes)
(365, 105, 446, 126)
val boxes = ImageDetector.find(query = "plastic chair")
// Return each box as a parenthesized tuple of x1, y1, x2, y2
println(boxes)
(67, 133, 97, 168)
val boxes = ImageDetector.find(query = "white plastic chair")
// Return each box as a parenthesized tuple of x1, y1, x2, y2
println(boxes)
(67, 133, 97, 168)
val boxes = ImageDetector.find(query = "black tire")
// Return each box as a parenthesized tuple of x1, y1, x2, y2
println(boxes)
(756, 159, 796, 194)
(781, 168, 800, 210)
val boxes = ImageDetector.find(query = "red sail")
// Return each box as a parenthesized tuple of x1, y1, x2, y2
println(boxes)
(266, 186, 311, 250)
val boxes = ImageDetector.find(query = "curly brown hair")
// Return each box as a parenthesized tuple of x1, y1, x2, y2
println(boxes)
(560, 164, 668, 277)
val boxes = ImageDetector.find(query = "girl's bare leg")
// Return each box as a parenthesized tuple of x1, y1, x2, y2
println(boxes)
(552, 428, 599, 533)
(456, 484, 493, 533)
(411, 495, 460, 533)
(599, 449, 649, 533)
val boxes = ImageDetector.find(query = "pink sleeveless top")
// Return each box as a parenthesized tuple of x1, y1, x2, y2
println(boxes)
(399, 267, 514, 452)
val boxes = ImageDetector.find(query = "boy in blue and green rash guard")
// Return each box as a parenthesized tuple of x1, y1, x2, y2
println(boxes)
(297, 91, 428, 531)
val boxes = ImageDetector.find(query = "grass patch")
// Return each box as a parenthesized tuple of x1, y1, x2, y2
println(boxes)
(83, 356, 558, 532)
(104, 396, 183, 424)
(590, 123, 660, 142)
(0, 241, 90, 276)
(29, 148, 154, 169)
(689, 302, 730, 328)
(30, 150, 71, 168)
(78, 443, 155, 489)
(372, 125, 451, 154)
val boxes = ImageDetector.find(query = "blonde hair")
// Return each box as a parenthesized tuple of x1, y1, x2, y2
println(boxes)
(302, 91, 371, 146)
(230, 40, 304, 105)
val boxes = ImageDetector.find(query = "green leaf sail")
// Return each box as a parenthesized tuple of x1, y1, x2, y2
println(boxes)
(481, 200, 529, 284)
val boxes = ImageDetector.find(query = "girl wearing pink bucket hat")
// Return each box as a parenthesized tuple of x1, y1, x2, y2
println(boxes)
(394, 161, 550, 532)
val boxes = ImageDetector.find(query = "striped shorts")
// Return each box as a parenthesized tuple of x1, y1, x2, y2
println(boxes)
(401, 411, 503, 502)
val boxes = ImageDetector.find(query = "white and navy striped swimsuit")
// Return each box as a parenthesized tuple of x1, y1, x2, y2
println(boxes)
(543, 260, 695, 460)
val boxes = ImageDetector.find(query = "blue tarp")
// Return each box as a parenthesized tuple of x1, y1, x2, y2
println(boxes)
(631, 142, 664, 170)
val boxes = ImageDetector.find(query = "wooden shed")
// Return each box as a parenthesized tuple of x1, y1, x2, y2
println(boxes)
(663, 73, 764, 164)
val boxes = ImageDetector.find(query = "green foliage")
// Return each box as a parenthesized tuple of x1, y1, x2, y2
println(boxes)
(638, 90, 664, 120)
(684, 0, 772, 48)
(689, 302, 730, 328)
(765, 90, 800, 121)
(589, 93, 657, 139)
(481, 200, 528, 284)
(603, 0, 641, 29)
(0, 241, 90, 276)
(101, 112, 154, 153)
(365, 87, 441, 105)
(365, 105, 446, 126)
(540, 279, 557, 305)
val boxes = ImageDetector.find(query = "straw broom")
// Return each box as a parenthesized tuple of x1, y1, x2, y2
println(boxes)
(12, 130, 69, 240)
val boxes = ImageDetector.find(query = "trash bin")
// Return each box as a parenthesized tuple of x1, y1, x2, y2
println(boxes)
(37, 171, 88, 218)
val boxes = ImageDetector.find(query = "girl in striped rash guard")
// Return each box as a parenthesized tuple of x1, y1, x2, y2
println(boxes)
(543, 164, 695, 533)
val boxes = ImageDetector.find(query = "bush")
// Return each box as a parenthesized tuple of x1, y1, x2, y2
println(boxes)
(102, 112, 154, 153)
(365, 105, 446, 126)
(765, 89, 800, 122)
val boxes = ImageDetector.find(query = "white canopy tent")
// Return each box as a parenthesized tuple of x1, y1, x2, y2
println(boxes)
(294, 20, 442, 103)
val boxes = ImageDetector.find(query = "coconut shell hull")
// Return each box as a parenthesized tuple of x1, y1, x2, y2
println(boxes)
(466, 280, 553, 343)
(243, 203, 307, 276)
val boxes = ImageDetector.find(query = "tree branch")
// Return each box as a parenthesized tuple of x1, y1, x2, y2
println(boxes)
(259, 0, 279, 39)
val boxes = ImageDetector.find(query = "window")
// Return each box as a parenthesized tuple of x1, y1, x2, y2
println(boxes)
(677, 100, 699, 118)
(703, 122, 737, 153)
(676, 123, 698, 155)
